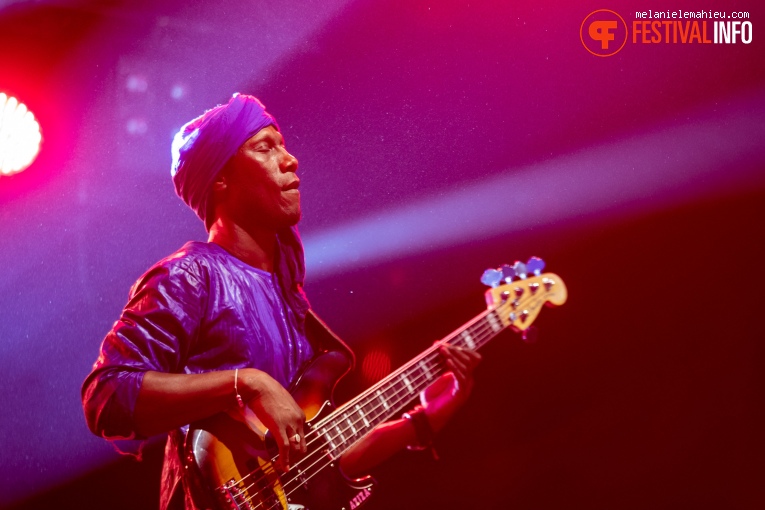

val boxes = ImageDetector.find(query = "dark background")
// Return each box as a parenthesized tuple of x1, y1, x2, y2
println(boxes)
(1, 0, 763, 508)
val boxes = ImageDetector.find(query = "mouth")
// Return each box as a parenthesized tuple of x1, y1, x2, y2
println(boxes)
(283, 179, 300, 192)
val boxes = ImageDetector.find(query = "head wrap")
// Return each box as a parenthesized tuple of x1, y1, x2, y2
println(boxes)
(170, 93, 279, 226)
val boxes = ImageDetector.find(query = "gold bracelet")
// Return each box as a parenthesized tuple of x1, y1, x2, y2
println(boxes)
(234, 368, 245, 408)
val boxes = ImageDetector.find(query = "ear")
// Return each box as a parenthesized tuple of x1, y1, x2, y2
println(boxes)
(205, 171, 229, 231)
(211, 170, 228, 194)
(207, 171, 229, 225)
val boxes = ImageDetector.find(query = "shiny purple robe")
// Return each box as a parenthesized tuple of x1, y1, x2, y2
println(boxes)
(82, 239, 314, 509)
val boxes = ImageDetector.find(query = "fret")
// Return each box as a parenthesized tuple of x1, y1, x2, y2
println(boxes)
(389, 381, 403, 401)
(461, 330, 476, 349)
(323, 428, 336, 451)
(419, 360, 432, 381)
(356, 404, 370, 428)
(402, 374, 414, 393)
(345, 415, 357, 435)
(362, 400, 377, 423)
(486, 311, 501, 333)
(363, 397, 381, 425)
(376, 390, 390, 411)
(412, 363, 428, 391)
(427, 357, 440, 378)
(334, 425, 344, 442)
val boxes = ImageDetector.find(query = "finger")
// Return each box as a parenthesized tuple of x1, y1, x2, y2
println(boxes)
(450, 346, 477, 367)
(463, 349, 482, 367)
(446, 346, 481, 374)
(446, 358, 467, 387)
(440, 345, 469, 368)
(286, 424, 302, 451)
(440, 348, 467, 383)
(286, 424, 302, 453)
(276, 429, 290, 471)
(297, 421, 307, 454)
(444, 349, 469, 374)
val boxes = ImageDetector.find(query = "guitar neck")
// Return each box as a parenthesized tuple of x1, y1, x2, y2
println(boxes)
(310, 307, 505, 458)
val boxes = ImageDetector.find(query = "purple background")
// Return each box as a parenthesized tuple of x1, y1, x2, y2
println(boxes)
(1, 0, 763, 508)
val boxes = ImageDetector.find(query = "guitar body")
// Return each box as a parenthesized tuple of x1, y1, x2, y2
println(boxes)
(184, 351, 376, 510)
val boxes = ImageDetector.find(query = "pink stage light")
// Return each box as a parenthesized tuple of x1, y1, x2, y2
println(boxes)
(0, 93, 43, 176)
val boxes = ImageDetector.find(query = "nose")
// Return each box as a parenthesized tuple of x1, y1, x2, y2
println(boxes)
(281, 147, 298, 173)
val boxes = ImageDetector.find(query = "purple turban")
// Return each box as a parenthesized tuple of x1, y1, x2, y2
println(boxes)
(171, 93, 279, 226)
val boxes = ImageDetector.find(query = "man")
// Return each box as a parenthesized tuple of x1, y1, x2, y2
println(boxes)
(82, 94, 480, 509)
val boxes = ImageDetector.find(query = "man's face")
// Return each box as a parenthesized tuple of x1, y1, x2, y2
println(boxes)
(222, 125, 301, 230)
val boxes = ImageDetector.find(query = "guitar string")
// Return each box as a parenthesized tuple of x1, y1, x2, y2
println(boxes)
(236, 354, 455, 510)
(255, 311, 506, 510)
(232, 289, 537, 509)
(304, 308, 491, 432)
(235, 329, 463, 491)
(238, 312, 521, 510)
(233, 293, 526, 509)
(231, 314, 489, 491)
(234, 306, 509, 509)
(318, 274, 552, 421)
(232, 288, 546, 508)
(230, 324, 489, 509)
(235, 304, 501, 490)
(292, 287, 525, 454)
(278, 312, 499, 473)
(232, 353, 451, 507)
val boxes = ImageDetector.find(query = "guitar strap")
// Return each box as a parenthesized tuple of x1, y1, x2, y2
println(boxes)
(304, 309, 356, 372)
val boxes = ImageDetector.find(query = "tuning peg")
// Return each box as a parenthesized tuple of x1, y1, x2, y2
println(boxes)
(526, 257, 545, 276)
(512, 261, 527, 279)
(522, 326, 539, 344)
(480, 268, 503, 288)
(500, 264, 515, 283)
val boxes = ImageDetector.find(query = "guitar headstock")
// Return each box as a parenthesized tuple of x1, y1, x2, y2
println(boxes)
(481, 257, 567, 333)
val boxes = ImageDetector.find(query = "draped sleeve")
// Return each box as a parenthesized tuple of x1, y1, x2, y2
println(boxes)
(81, 255, 208, 441)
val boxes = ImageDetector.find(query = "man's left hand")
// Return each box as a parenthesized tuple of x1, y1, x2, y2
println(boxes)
(421, 345, 482, 433)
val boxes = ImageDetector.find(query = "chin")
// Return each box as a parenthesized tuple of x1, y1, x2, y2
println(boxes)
(275, 209, 301, 229)
(287, 212, 302, 226)
(287, 206, 302, 223)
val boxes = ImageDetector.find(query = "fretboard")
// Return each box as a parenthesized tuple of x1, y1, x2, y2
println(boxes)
(310, 306, 507, 458)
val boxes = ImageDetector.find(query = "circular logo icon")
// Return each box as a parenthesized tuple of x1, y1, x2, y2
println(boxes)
(580, 9, 628, 57)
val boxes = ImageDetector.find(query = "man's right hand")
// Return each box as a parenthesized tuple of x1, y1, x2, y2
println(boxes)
(241, 368, 306, 472)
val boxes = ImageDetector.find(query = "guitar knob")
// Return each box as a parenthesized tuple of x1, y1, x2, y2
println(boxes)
(480, 268, 502, 288)
(500, 264, 515, 283)
(526, 257, 545, 276)
(512, 261, 528, 279)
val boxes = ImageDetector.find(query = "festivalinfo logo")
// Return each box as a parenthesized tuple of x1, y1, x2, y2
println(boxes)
(580, 8, 753, 57)
(580, 9, 629, 57)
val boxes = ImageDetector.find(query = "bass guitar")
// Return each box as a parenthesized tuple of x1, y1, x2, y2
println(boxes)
(184, 258, 567, 510)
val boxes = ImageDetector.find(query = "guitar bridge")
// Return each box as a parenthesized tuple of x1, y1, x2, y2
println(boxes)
(219, 479, 249, 510)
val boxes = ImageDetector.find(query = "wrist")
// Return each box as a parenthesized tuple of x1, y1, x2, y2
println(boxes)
(238, 368, 269, 402)
(403, 406, 434, 451)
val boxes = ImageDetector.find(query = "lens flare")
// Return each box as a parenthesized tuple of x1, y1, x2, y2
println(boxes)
(0, 93, 43, 176)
